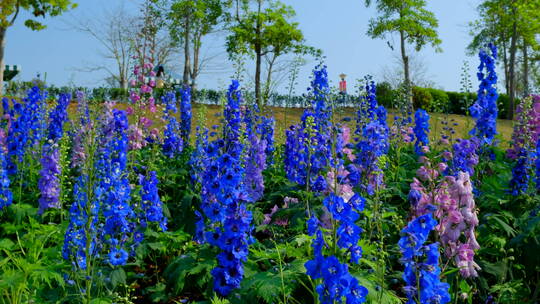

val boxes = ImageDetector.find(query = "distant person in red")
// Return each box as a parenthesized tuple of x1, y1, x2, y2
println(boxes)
(339, 73, 347, 94)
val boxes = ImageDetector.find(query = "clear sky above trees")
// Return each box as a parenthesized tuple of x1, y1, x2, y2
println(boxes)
(5, 0, 482, 93)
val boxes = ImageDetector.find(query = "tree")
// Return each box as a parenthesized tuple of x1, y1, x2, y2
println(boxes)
(167, 0, 223, 94)
(74, 5, 135, 90)
(226, 0, 312, 107)
(0, 0, 77, 94)
(469, 0, 540, 119)
(364, 0, 441, 104)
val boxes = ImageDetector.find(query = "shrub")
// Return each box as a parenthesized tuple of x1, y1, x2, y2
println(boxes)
(376, 81, 394, 108)
(412, 86, 433, 110)
(427, 88, 449, 113)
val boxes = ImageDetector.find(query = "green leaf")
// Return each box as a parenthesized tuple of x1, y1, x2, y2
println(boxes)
(110, 268, 126, 288)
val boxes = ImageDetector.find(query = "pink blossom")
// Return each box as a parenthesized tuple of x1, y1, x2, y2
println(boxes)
(126, 106, 134, 115)
(140, 117, 153, 128)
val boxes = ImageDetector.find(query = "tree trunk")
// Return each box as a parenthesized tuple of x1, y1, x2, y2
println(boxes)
(399, 29, 411, 106)
(183, 13, 191, 86)
(522, 41, 529, 97)
(254, 0, 263, 108)
(0, 27, 6, 96)
(508, 17, 517, 120)
(502, 39, 510, 93)
(191, 35, 201, 102)
(262, 55, 276, 105)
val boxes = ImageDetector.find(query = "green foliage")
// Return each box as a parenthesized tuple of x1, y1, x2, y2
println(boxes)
(0, 0, 77, 29)
(412, 86, 433, 110)
(364, 0, 442, 52)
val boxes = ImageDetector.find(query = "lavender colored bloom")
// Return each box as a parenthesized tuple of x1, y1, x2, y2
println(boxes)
(38, 145, 61, 214)
(451, 138, 480, 176)
(244, 131, 267, 202)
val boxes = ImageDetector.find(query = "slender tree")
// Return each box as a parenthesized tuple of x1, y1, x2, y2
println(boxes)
(168, 0, 223, 94)
(0, 0, 77, 94)
(469, 0, 540, 119)
(226, 0, 311, 107)
(364, 0, 442, 105)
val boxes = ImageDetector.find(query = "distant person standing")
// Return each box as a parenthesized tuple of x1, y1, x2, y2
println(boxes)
(156, 65, 165, 89)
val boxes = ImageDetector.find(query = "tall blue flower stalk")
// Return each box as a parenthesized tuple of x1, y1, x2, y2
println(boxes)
(284, 65, 332, 189)
(99, 109, 133, 266)
(139, 171, 167, 232)
(38, 94, 71, 214)
(304, 193, 368, 303)
(162, 91, 183, 158)
(413, 109, 430, 155)
(509, 149, 531, 196)
(536, 139, 540, 192)
(244, 130, 267, 202)
(450, 138, 480, 176)
(470, 43, 498, 145)
(0, 131, 12, 211)
(189, 126, 209, 185)
(6, 87, 47, 175)
(399, 214, 450, 304)
(197, 80, 253, 296)
(258, 116, 275, 166)
(180, 86, 192, 143)
(38, 145, 61, 214)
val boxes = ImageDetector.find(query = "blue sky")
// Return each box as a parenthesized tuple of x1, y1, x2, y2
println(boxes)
(5, 0, 482, 93)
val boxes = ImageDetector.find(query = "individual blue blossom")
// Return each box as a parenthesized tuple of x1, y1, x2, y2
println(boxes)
(180, 86, 192, 142)
(413, 109, 430, 155)
(470, 43, 498, 146)
(108, 248, 129, 266)
(398, 214, 450, 304)
(38, 144, 61, 214)
(139, 171, 167, 231)
(509, 148, 531, 196)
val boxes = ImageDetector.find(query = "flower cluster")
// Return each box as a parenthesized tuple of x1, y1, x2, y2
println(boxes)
(536, 139, 540, 192)
(99, 109, 133, 266)
(413, 109, 430, 155)
(139, 171, 167, 232)
(444, 172, 481, 277)
(189, 126, 209, 185)
(509, 149, 531, 196)
(47, 93, 71, 142)
(285, 65, 333, 188)
(180, 86, 192, 142)
(6, 86, 47, 175)
(162, 91, 183, 158)
(197, 80, 253, 296)
(399, 213, 450, 304)
(304, 192, 368, 304)
(410, 155, 481, 278)
(244, 129, 267, 202)
(450, 138, 480, 177)
(63, 175, 96, 270)
(0, 130, 12, 210)
(470, 43, 498, 145)
(258, 116, 275, 166)
(507, 97, 540, 159)
(38, 145, 61, 214)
